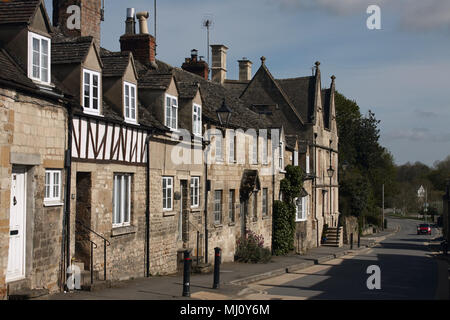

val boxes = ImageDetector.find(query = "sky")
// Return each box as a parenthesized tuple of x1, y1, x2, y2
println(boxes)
(44, 0, 450, 167)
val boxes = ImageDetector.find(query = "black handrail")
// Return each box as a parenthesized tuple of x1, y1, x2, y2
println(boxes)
(76, 220, 110, 281)
(75, 231, 97, 285)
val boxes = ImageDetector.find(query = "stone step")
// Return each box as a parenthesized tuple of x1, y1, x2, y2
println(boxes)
(80, 270, 100, 286)
(81, 280, 112, 292)
(192, 262, 213, 274)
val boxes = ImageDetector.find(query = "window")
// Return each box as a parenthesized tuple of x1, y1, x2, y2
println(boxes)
(214, 190, 222, 224)
(295, 196, 307, 221)
(262, 137, 268, 165)
(28, 32, 50, 84)
(306, 155, 310, 174)
(252, 135, 258, 164)
(253, 192, 258, 219)
(193, 104, 202, 136)
(294, 151, 299, 166)
(44, 170, 61, 204)
(163, 177, 173, 211)
(262, 188, 268, 216)
(165, 94, 178, 130)
(113, 174, 131, 227)
(279, 140, 284, 171)
(190, 177, 200, 208)
(229, 190, 235, 223)
(124, 82, 137, 123)
(229, 131, 236, 163)
(215, 131, 223, 162)
(83, 69, 100, 115)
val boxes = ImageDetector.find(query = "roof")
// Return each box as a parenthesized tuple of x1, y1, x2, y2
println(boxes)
(276, 76, 316, 123)
(0, 0, 41, 25)
(177, 82, 200, 99)
(51, 36, 94, 65)
(0, 48, 37, 90)
(101, 51, 134, 78)
(223, 80, 249, 98)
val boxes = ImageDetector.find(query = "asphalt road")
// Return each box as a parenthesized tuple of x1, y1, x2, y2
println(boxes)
(240, 218, 447, 300)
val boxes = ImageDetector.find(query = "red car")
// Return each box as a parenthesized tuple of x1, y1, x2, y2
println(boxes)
(417, 224, 431, 235)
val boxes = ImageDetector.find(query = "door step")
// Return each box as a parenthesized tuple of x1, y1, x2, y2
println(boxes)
(81, 280, 112, 292)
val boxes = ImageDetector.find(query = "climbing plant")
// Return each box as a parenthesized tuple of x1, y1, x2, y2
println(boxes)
(272, 165, 304, 255)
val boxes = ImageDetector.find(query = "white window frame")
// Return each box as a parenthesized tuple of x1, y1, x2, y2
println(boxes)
(279, 140, 285, 171)
(214, 190, 223, 224)
(124, 82, 137, 124)
(295, 196, 307, 222)
(82, 69, 101, 115)
(44, 169, 62, 206)
(294, 151, 299, 166)
(228, 131, 236, 163)
(163, 177, 174, 211)
(28, 31, 51, 84)
(190, 177, 200, 208)
(192, 103, 202, 136)
(306, 155, 310, 174)
(262, 137, 268, 165)
(215, 130, 223, 162)
(165, 94, 178, 131)
(113, 174, 132, 228)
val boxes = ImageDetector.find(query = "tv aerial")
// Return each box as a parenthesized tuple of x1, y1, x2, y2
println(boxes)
(202, 14, 215, 79)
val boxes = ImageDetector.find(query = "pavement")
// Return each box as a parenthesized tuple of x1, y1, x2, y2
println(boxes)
(42, 224, 399, 300)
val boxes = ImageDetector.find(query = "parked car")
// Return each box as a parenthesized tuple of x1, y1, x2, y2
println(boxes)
(417, 224, 431, 235)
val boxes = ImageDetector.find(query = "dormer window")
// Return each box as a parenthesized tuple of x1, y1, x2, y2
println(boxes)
(192, 104, 202, 136)
(165, 94, 178, 130)
(28, 32, 50, 84)
(83, 69, 100, 115)
(124, 82, 137, 123)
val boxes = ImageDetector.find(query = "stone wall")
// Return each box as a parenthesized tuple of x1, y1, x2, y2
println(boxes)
(0, 88, 67, 299)
(341, 215, 358, 244)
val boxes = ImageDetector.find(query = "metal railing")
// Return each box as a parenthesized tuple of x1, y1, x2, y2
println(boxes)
(76, 220, 111, 281)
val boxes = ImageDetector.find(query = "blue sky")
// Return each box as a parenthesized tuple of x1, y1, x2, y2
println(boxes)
(44, 0, 450, 166)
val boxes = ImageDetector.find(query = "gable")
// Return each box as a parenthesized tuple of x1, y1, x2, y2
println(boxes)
(123, 59, 138, 84)
(83, 43, 102, 72)
(166, 77, 178, 97)
(29, 3, 52, 35)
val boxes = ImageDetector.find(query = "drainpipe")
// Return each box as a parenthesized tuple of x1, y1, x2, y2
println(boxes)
(203, 136, 209, 264)
(313, 133, 319, 247)
(145, 132, 152, 277)
(62, 102, 73, 289)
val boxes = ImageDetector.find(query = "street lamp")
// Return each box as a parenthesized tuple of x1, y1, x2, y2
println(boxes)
(216, 98, 232, 127)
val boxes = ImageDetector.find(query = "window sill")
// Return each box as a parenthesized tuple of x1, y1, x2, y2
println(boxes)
(163, 211, 176, 217)
(44, 200, 64, 207)
(295, 219, 307, 223)
(82, 109, 102, 117)
(228, 222, 236, 227)
(124, 119, 139, 126)
(262, 215, 270, 220)
(111, 225, 136, 237)
(213, 224, 223, 229)
(190, 208, 201, 213)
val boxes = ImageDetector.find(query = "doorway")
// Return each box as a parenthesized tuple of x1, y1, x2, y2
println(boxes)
(6, 167, 27, 282)
(75, 172, 92, 270)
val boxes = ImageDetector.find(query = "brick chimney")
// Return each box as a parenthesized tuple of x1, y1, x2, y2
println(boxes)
(211, 44, 228, 84)
(53, 0, 102, 49)
(181, 49, 209, 80)
(120, 9, 157, 68)
(238, 58, 252, 81)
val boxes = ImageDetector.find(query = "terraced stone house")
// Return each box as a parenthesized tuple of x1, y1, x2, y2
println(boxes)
(0, 0, 339, 299)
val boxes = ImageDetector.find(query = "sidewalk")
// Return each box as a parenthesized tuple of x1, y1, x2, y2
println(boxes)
(44, 228, 396, 300)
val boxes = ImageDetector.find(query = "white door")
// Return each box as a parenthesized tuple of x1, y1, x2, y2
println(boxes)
(6, 168, 27, 282)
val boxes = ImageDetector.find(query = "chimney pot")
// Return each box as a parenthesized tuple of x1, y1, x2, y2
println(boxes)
(125, 8, 136, 35)
(136, 11, 150, 34)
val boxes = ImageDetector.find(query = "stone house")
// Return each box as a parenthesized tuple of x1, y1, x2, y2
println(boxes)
(0, 0, 70, 298)
(0, 0, 339, 299)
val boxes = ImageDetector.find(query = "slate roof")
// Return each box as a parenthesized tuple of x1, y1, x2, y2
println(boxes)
(223, 80, 249, 98)
(51, 36, 94, 65)
(101, 51, 132, 77)
(276, 76, 316, 124)
(177, 82, 200, 99)
(0, 48, 37, 90)
(0, 0, 41, 25)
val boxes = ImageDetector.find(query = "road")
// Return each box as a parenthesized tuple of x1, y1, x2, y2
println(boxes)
(237, 218, 448, 300)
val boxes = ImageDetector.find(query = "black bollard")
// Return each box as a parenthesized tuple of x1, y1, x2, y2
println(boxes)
(182, 250, 192, 297)
(358, 233, 360, 248)
(350, 233, 354, 250)
(212, 247, 221, 289)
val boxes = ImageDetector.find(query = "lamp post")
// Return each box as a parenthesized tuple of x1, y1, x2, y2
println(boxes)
(327, 140, 334, 226)
(216, 98, 232, 127)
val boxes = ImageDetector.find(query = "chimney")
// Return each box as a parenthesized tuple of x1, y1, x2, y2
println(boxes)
(125, 8, 136, 35)
(211, 44, 228, 84)
(238, 58, 252, 81)
(181, 49, 209, 80)
(53, 0, 102, 49)
(120, 9, 157, 68)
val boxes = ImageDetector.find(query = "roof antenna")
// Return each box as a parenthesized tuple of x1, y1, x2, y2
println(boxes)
(202, 14, 214, 80)
(154, 0, 157, 56)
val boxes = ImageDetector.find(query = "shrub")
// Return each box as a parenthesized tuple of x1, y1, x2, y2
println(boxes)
(235, 230, 271, 263)
(272, 200, 296, 256)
